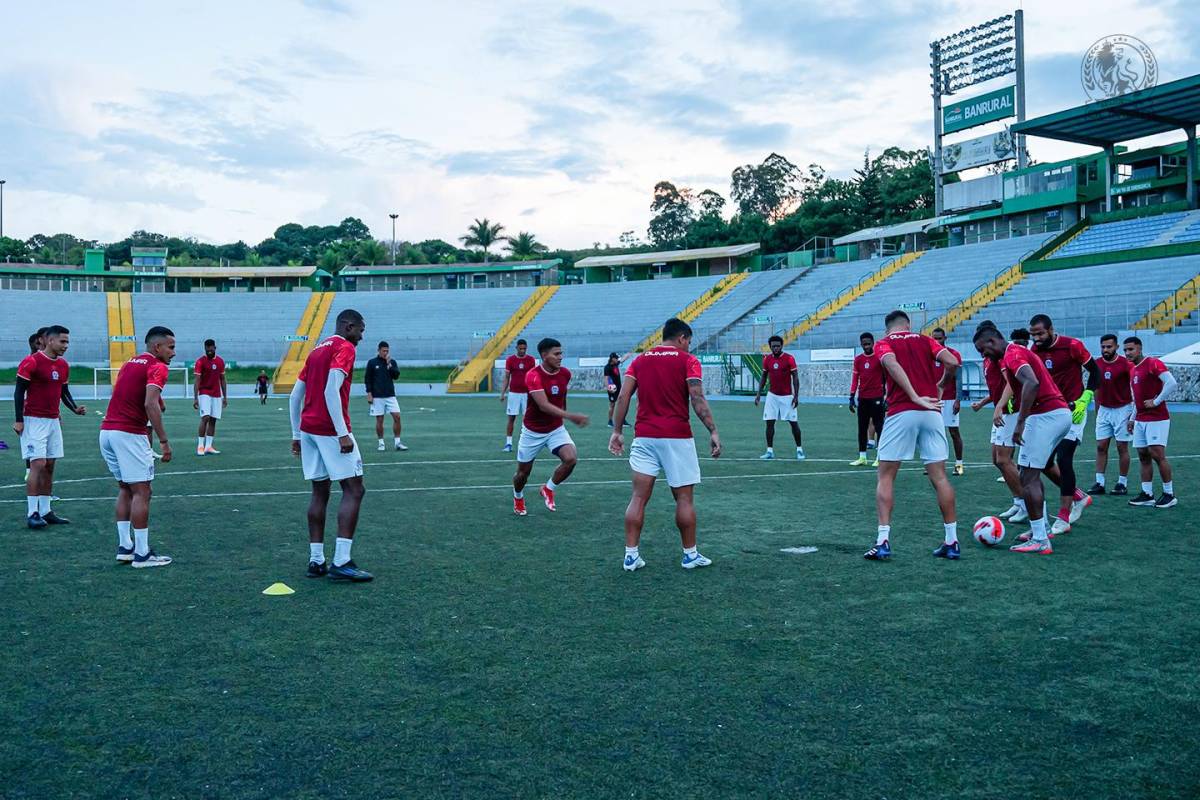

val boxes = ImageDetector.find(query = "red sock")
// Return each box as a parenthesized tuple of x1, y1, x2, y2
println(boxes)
(1073, 488, 1086, 501)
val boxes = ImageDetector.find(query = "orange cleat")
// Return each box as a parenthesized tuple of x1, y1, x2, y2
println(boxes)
(540, 485, 556, 512)
(196, 445, 206, 456)
(513, 497, 527, 516)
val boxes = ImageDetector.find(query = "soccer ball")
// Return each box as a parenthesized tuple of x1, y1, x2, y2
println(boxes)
(973, 516, 1005, 547)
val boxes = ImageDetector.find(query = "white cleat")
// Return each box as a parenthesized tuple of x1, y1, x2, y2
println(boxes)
(395, 441, 408, 451)
(1008, 508, 1030, 523)
(998, 504, 1021, 520)
(796, 448, 806, 461)
(1050, 517, 1072, 536)
(377, 441, 386, 451)
(623, 554, 645, 572)
(681, 551, 712, 569)
(759, 451, 775, 460)
(131, 550, 172, 569)
(1068, 495, 1092, 524)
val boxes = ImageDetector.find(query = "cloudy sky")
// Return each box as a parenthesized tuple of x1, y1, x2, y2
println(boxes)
(1, 0, 1196, 249)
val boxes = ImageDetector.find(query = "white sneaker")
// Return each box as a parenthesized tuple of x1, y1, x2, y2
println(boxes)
(1009, 508, 1030, 523)
(377, 441, 386, 451)
(1050, 517, 1071, 536)
(395, 441, 408, 451)
(681, 551, 712, 569)
(1068, 495, 1091, 524)
(623, 553, 645, 572)
(995, 475, 1005, 482)
(998, 504, 1021, 519)
(759, 451, 775, 460)
(132, 550, 172, 569)
(796, 448, 806, 461)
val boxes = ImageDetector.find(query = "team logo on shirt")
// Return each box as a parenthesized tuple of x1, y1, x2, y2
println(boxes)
(1133, 376, 1140, 384)
(1044, 359, 1053, 368)
(550, 385, 560, 395)
(51, 370, 60, 380)
(772, 363, 779, 370)
(1104, 371, 1112, 379)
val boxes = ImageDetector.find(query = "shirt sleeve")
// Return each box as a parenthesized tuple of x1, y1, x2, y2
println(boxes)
(624, 358, 638, 379)
(525, 369, 543, 392)
(16, 356, 35, 381)
(1149, 358, 1167, 376)
(685, 354, 703, 381)
(62, 362, 70, 383)
(217, 357, 226, 375)
(1071, 338, 1092, 364)
(504, 356, 514, 372)
(331, 342, 355, 374)
(194, 359, 204, 377)
(874, 339, 893, 360)
(148, 363, 169, 389)
(927, 335, 946, 359)
(850, 357, 861, 394)
(786, 354, 797, 373)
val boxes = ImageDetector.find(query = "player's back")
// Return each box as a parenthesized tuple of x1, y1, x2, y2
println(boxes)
(102, 354, 166, 433)
(875, 331, 942, 413)
(628, 345, 700, 438)
(299, 335, 356, 436)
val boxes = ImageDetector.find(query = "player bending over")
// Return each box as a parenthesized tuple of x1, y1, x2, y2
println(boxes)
(849, 331, 885, 467)
(499, 339, 535, 452)
(14, 325, 86, 528)
(512, 338, 589, 515)
(289, 309, 372, 582)
(99, 326, 176, 568)
(1123, 336, 1177, 508)
(866, 310, 959, 561)
(754, 335, 804, 460)
(193, 339, 227, 455)
(609, 317, 721, 571)
(972, 327, 1025, 522)
(365, 341, 407, 451)
(1089, 333, 1133, 496)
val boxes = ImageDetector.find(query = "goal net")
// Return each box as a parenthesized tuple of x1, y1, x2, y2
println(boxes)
(91, 365, 191, 400)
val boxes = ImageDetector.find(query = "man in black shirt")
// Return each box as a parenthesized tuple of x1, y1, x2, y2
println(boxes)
(365, 341, 407, 451)
(603, 352, 622, 428)
(256, 370, 270, 404)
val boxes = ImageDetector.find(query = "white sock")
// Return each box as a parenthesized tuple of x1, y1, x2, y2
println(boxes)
(333, 537, 352, 567)
(545, 478, 558, 492)
(683, 546, 698, 556)
(1117, 475, 1128, 486)
(867, 440, 876, 448)
(38, 495, 51, 515)
(1095, 473, 1105, 487)
(513, 489, 524, 499)
(309, 542, 325, 564)
(394, 437, 402, 446)
(944, 522, 958, 545)
(766, 447, 774, 454)
(625, 546, 639, 557)
(1015, 497, 1027, 511)
(1142, 481, 1153, 495)
(955, 460, 963, 467)
(1030, 516, 1048, 542)
(26, 496, 38, 517)
(117, 521, 133, 550)
(859, 451, 867, 459)
(204, 436, 214, 449)
(505, 436, 513, 445)
(378, 438, 386, 446)
(1164, 481, 1173, 495)
(134, 528, 149, 557)
(198, 436, 205, 448)
(876, 524, 890, 545)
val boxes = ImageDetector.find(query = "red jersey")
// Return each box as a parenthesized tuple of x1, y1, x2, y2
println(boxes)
(16, 351, 69, 419)
(1096, 355, 1133, 408)
(1034, 335, 1091, 403)
(101, 353, 170, 434)
(523, 364, 571, 433)
(762, 352, 797, 396)
(851, 352, 884, 400)
(933, 347, 961, 400)
(873, 331, 945, 416)
(625, 345, 703, 439)
(194, 354, 226, 397)
(1000, 344, 1068, 415)
(299, 335, 357, 436)
(505, 354, 536, 393)
(982, 357, 1007, 407)
(1131, 357, 1170, 422)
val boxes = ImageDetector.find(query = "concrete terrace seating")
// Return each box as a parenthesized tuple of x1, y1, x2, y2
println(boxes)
(514, 274, 724, 357)
(689, 268, 805, 347)
(1169, 214, 1200, 245)
(133, 292, 313, 366)
(801, 233, 1055, 348)
(1053, 212, 1191, 259)
(1, 290, 109, 365)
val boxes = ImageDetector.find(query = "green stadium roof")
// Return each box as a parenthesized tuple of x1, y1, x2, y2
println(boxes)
(1013, 74, 1200, 147)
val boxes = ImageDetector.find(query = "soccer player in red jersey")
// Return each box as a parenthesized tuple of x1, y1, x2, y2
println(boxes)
(1089, 334, 1134, 496)
(1029, 314, 1101, 534)
(22, 328, 49, 482)
(930, 327, 965, 474)
(499, 338, 536, 452)
(99, 326, 175, 568)
(192, 338, 227, 456)
(289, 309, 371, 581)
(866, 310, 959, 561)
(971, 327, 1024, 521)
(511, 338, 589, 515)
(754, 335, 804, 460)
(1123, 336, 1177, 508)
(13, 325, 86, 528)
(974, 326, 1072, 554)
(849, 332, 885, 467)
(609, 318, 721, 571)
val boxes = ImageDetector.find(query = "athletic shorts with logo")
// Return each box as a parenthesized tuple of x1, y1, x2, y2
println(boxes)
(989, 413, 1016, 448)
(1017, 408, 1072, 469)
(516, 425, 573, 463)
(877, 410, 948, 463)
(299, 432, 363, 482)
(1133, 420, 1170, 449)
(941, 402, 960, 428)
(629, 437, 702, 488)
(99, 429, 155, 484)
(21, 416, 64, 461)
(762, 392, 797, 422)
(1066, 404, 1088, 443)
(506, 392, 528, 417)
(197, 394, 224, 420)
(1095, 404, 1134, 442)
(369, 397, 401, 416)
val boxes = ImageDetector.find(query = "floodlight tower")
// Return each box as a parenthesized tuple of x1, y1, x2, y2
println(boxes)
(389, 212, 399, 266)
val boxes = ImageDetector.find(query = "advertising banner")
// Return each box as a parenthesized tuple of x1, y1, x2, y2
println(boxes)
(943, 85, 1016, 134)
(940, 129, 1015, 174)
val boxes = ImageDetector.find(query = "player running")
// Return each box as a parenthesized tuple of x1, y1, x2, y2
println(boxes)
(1124, 336, 1177, 508)
(1089, 334, 1134, 496)
(973, 326, 1072, 554)
(1029, 314, 1100, 534)
(511, 338, 589, 515)
(192, 339, 227, 455)
(930, 327, 964, 475)
(365, 341, 407, 452)
(609, 318, 720, 571)
(971, 329, 1025, 522)
(499, 339, 536, 452)
(849, 332, 885, 467)
(604, 352, 622, 427)
(13, 325, 86, 528)
(99, 326, 175, 568)
(754, 335, 804, 460)
(256, 370, 270, 404)
(865, 310, 959, 561)
(288, 309, 372, 582)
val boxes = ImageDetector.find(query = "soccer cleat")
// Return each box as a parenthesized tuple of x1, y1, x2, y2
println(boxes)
(513, 497, 527, 516)
(329, 560, 373, 582)
(395, 441, 408, 451)
(623, 553, 645, 572)
(796, 448, 806, 461)
(205, 447, 220, 455)
(540, 485, 556, 512)
(953, 463, 965, 476)
(1155, 493, 1177, 509)
(1086, 483, 1106, 496)
(759, 451, 775, 460)
(1128, 491, 1155, 507)
(849, 456, 869, 466)
(1010, 539, 1053, 554)
(42, 511, 70, 525)
(377, 441, 386, 451)
(27, 513, 47, 530)
(1009, 507, 1030, 523)
(196, 445, 205, 456)
(871, 458, 879, 468)
(1068, 494, 1092, 523)
(932, 541, 961, 560)
(1050, 517, 1071, 536)
(307, 560, 329, 578)
(998, 504, 1021, 520)
(1112, 484, 1129, 496)
(116, 546, 135, 563)
(995, 475, 1005, 482)
(131, 550, 173, 568)
(502, 443, 513, 453)
(681, 551, 712, 569)
(863, 540, 891, 560)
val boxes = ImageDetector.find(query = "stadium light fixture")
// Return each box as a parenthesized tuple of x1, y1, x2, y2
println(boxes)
(389, 212, 399, 266)
(0, 179, 5, 239)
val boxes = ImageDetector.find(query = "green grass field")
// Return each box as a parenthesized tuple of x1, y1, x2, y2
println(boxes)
(0, 364, 452, 386)
(2, 396, 1198, 799)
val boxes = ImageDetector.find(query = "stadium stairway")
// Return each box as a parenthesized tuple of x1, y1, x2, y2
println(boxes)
(447, 285, 559, 393)
(273, 292, 336, 394)
(923, 262, 1025, 336)
(629, 270, 749, 353)
(1133, 273, 1200, 332)
(105, 292, 137, 384)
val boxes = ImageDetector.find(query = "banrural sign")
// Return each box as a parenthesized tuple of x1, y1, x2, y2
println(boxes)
(943, 85, 1016, 134)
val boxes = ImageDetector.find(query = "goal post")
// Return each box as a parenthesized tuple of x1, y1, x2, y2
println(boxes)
(91, 365, 191, 400)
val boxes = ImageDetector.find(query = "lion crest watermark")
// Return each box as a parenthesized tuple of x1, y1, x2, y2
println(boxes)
(1082, 35, 1157, 101)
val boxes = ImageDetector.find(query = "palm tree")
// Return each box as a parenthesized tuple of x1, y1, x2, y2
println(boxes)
(459, 218, 506, 263)
(505, 231, 548, 260)
(355, 240, 389, 266)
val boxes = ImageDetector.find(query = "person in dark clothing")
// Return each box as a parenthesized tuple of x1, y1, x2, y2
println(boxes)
(256, 370, 270, 405)
(603, 352, 622, 428)
(849, 332, 886, 467)
(365, 341, 406, 451)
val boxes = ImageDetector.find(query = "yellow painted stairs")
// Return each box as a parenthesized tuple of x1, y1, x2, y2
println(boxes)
(447, 285, 560, 393)
(923, 262, 1026, 336)
(105, 292, 137, 384)
(1133, 274, 1200, 332)
(272, 292, 337, 394)
(630, 270, 751, 353)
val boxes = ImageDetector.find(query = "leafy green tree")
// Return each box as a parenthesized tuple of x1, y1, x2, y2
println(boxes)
(647, 181, 694, 248)
(417, 239, 460, 264)
(460, 218, 506, 263)
(318, 248, 346, 272)
(731, 153, 801, 221)
(505, 231, 548, 260)
(354, 240, 389, 265)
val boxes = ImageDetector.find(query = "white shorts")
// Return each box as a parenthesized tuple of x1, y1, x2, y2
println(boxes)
(990, 413, 1016, 448)
(1133, 419, 1170, 449)
(369, 397, 401, 416)
(198, 394, 224, 419)
(941, 402, 960, 428)
(630, 437, 702, 488)
(877, 410, 948, 464)
(1017, 408, 1072, 469)
(1065, 403, 1087, 442)
(506, 392, 528, 417)
(299, 432, 363, 482)
(516, 425, 574, 463)
(1095, 404, 1134, 442)
(20, 416, 64, 461)
(762, 393, 797, 422)
(99, 429, 155, 484)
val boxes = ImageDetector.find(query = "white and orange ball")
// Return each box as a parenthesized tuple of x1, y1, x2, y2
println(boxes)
(973, 516, 1005, 547)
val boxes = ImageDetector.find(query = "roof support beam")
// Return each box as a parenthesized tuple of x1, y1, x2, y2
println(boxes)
(1187, 126, 1198, 210)
(1107, 107, 1196, 129)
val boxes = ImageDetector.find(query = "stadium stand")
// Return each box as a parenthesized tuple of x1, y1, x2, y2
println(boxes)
(1051, 210, 1200, 259)
(1169, 214, 1200, 245)
(1, 290, 109, 365)
(689, 267, 806, 349)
